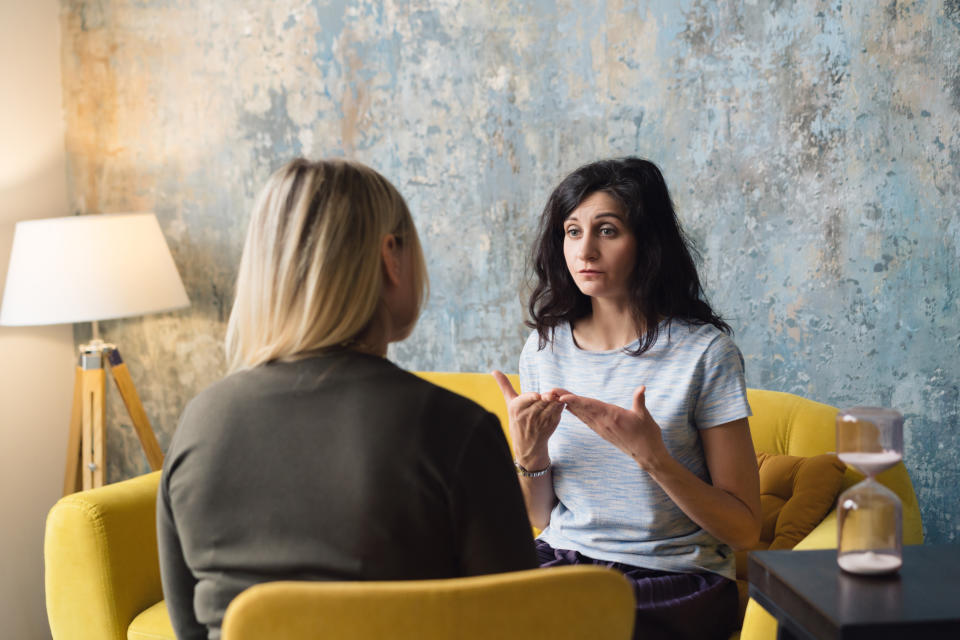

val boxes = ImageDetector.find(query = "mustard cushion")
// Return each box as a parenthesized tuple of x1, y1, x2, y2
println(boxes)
(756, 452, 846, 550)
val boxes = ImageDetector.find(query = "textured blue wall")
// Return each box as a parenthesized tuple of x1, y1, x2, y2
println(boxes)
(61, 0, 960, 543)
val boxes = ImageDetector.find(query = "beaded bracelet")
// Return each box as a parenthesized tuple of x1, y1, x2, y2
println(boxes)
(514, 459, 551, 478)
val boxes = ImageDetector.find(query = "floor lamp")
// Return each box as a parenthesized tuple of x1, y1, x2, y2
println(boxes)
(0, 213, 190, 494)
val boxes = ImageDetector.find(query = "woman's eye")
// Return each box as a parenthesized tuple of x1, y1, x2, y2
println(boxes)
(599, 226, 616, 236)
(565, 227, 581, 238)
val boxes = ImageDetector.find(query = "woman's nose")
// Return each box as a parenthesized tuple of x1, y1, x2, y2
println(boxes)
(578, 232, 598, 261)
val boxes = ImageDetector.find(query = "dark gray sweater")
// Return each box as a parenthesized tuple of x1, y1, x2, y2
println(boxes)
(157, 351, 537, 640)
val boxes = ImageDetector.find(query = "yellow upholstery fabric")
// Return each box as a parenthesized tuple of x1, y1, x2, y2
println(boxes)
(44, 470, 163, 640)
(221, 565, 635, 640)
(128, 600, 175, 640)
(42, 381, 924, 640)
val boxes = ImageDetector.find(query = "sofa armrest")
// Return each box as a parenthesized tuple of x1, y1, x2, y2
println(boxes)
(45, 471, 163, 640)
(792, 510, 839, 550)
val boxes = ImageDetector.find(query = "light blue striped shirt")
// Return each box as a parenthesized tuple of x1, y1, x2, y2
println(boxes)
(519, 320, 751, 579)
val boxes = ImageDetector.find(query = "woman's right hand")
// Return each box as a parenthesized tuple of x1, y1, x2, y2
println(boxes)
(491, 370, 563, 469)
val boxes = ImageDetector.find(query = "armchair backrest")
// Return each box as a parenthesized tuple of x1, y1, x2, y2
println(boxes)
(746, 389, 840, 457)
(220, 565, 635, 640)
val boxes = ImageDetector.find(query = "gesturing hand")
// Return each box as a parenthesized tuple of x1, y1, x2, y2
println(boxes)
(491, 370, 563, 468)
(556, 385, 668, 470)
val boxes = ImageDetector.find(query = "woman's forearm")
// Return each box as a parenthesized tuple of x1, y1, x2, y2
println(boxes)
(516, 471, 557, 530)
(512, 432, 558, 531)
(644, 455, 760, 550)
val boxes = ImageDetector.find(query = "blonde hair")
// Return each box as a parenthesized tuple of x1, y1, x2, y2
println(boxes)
(225, 158, 428, 372)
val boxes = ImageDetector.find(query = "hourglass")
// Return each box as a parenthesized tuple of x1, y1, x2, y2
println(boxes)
(835, 407, 904, 575)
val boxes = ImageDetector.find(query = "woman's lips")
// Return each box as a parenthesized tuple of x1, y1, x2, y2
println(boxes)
(578, 270, 603, 278)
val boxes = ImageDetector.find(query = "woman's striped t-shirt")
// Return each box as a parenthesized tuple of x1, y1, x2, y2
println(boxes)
(519, 319, 751, 579)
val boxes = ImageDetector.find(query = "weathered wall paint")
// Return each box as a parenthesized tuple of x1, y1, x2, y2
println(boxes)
(60, 0, 960, 543)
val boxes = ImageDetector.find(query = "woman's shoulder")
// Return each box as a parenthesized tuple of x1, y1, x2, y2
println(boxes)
(372, 364, 490, 423)
(166, 366, 266, 457)
(396, 372, 506, 458)
(520, 329, 540, 358)
(660, 321, 744, 371)
(181, 365, 261, 415)
(663, 319, 736, 348)
(408, 373, 494, 422)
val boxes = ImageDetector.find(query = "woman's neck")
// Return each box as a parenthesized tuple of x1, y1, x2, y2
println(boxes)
(349, 314, 390, 358)
(572, 297, 644, 351)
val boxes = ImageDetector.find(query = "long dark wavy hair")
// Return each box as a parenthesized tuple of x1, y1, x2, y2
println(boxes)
(527, 157, 731, 355)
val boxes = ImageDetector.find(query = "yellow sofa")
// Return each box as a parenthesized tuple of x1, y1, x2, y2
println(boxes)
(44, 374, 923, 640)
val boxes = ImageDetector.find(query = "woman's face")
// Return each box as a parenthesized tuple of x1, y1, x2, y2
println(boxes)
(562, 191, 637, 302)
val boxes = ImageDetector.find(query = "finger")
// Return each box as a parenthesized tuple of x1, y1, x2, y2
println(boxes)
(529, 396, 561, 416)
(556, 392, 587, 408)
(632, 385, 647, 415)
(558, 394, 602, 422)
(513, 392, 543, 412)
(491, 370, 519, 402)
(540, 389, 566, 403)
(547, 399, 566, 424)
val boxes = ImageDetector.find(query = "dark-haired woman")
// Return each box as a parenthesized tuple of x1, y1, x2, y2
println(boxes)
(493, 157, 761, 640)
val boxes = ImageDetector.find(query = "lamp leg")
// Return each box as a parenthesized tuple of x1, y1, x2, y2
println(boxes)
(63, 365, 84, 495)
(106, 348, 164, 471)
(80, 352, 106, 490)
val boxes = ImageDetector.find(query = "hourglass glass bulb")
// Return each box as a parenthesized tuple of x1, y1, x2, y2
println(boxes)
(836, 407, 903, 475)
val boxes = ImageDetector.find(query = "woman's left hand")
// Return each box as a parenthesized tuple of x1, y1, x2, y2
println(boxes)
(556, 385, 669, 470)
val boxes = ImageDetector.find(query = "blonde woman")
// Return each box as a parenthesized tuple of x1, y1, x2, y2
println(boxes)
(158, 159, 537, 640)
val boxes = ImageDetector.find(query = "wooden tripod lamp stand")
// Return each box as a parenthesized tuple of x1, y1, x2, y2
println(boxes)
(1, 213, 190, 494)
(66, 334, 167, 492)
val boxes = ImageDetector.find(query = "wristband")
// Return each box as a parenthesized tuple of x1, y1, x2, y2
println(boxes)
(514, 459, 551, 478)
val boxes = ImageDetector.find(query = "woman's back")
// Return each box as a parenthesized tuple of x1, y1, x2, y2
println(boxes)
(158, 351, 536, 638)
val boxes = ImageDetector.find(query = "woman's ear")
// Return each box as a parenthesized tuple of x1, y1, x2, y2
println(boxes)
(381, 233, 402, 287)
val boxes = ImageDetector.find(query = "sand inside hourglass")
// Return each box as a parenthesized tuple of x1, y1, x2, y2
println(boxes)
(837, 450, 902, 475)
(838, 550, 902, 574)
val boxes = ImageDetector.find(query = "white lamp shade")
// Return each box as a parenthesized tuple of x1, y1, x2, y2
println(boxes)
(0, 213, 190, 326)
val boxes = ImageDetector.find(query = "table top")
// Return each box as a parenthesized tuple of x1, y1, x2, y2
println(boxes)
(748, 545, 960, 639)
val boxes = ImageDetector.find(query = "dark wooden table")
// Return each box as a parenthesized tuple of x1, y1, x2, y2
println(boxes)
(748, 545, 960, 639)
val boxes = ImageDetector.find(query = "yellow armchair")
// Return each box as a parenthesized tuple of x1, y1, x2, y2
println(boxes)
(43, 377, 924, 640)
